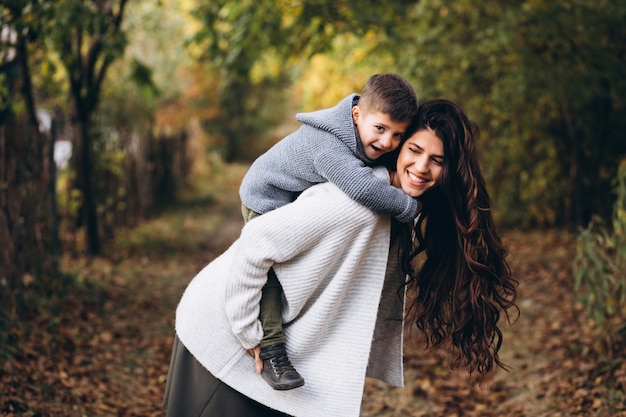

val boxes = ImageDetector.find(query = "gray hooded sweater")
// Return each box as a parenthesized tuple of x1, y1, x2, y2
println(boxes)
(239, 94, 419, 223)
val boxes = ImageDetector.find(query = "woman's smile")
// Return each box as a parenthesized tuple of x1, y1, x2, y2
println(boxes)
(407, 171, 429, 185)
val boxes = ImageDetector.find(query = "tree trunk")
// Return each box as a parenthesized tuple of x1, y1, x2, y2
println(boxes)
(74, 115, 100, 255)
(49, 118, 59, 254)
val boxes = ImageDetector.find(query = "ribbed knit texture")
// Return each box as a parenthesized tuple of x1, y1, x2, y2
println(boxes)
(239, 94, 418, 223)
(175, 168, 405, 417)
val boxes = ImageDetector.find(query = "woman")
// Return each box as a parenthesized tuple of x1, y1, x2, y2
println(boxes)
(397, 99, 517, 376)
(163, 99, 517, 417)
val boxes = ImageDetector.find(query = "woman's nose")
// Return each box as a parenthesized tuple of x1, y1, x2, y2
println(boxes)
(415, 156, 429, 173)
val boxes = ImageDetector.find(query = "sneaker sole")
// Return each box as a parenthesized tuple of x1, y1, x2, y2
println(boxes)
(261, 375, 305, 390)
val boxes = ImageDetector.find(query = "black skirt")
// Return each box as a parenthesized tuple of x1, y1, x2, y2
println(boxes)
(163, 335, 291, 417)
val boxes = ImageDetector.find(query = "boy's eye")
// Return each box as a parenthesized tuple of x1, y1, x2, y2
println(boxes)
(376, 125, 384, 132)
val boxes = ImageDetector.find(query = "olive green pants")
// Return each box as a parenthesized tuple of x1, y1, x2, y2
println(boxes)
(241, 204, 285, 348)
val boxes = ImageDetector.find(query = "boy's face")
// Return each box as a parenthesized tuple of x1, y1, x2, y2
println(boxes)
(352, 106, 410, 160)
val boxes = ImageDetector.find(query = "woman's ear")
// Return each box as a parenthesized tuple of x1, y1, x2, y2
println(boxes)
(352, 105, 361, 124)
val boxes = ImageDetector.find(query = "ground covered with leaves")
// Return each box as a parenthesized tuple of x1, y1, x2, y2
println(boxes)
(2, 164, 624, 416)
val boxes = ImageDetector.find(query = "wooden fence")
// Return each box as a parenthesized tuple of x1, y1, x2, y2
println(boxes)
(0, 116, 191, 311)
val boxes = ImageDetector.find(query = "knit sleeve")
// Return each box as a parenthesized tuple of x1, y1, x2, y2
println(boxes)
(223, 183, 375, 349)
(313, 146, 419, 223)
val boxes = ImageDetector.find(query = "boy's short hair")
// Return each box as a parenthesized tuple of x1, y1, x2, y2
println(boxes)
(359, 73, 418, 122)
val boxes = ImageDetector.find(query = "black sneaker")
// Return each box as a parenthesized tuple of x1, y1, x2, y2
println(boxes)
(259, 343, 305, 390)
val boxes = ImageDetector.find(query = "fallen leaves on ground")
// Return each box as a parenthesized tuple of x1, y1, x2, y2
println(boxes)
(2, 210, 625, 417)
(362, 229, 626, 417)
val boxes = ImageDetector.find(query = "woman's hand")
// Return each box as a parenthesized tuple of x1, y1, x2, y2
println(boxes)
(248, 345, 263, 374)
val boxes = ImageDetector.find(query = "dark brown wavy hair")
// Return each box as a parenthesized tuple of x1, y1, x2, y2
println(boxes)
(396, 99, 518, 379)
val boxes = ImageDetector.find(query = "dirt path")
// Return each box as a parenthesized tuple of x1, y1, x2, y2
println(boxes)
(2, 165, 624, 416)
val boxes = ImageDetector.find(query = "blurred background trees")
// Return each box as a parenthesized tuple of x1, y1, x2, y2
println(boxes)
(1, 0, 625, 332)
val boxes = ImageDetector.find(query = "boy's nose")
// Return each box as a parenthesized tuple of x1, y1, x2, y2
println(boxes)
(378, 135, 392, 149)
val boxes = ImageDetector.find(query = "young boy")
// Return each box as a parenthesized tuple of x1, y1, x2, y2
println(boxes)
(239, 73, 420, 390)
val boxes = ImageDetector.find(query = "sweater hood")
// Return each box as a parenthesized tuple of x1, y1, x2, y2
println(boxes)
(295, 94, 361, 156)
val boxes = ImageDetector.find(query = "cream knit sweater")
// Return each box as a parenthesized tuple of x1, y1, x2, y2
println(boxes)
(175, 167, 406, 417)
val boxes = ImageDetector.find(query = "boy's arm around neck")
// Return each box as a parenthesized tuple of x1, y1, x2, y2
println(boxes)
(314, 147, 419, 223)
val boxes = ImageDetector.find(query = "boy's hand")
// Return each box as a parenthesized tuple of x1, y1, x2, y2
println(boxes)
(248, 345, 263, 374)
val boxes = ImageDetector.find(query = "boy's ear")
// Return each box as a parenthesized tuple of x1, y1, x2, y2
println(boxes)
(352, 105, 361, 124)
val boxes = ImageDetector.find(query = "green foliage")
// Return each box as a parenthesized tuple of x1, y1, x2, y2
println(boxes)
(98, 59, 159, 129)
(36, 0, 129, 116)
(122, 0, 194, 100)
(574, 160, 626, 353)
(191, 0, 421, 161)
(574, 217, 623, 325)
(377, 0, 626, 227)
(4, 0, 626, 264)
(189, 0, 625, 225)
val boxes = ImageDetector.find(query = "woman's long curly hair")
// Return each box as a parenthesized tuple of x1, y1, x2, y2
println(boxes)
(396, 99, 518, 379)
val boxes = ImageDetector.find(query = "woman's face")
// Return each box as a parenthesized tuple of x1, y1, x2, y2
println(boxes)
(392, 127, 444, 198)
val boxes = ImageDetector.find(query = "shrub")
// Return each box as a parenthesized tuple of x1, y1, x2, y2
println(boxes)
(573, 160, 626, 355)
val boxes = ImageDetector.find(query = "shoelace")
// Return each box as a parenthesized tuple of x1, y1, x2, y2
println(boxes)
(268, 354, 296, 375)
